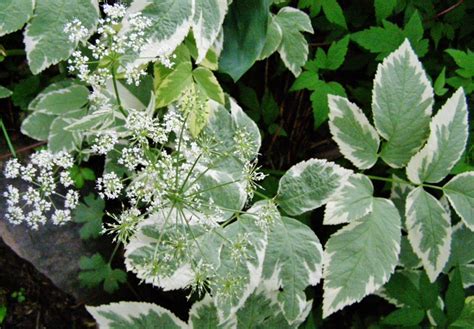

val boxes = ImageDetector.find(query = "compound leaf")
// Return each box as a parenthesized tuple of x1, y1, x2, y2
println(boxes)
(73, 193, 105, 240)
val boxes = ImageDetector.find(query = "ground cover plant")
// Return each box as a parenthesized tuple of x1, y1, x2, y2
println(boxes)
(0, 0, 473, 328)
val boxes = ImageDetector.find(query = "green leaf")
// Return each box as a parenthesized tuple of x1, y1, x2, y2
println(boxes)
(273, 7, 314, 76)
(444, 223, 474, 275)
(383, 271, 422, 308)
(322, 198, 401, 318)
(0, 85, 12, 98)
(390, 174, 415, 229)
(328, 95, 380, 169)
(20, 112, 56, 141)
(419, 271, 439, 310)
(373, 39, 433, 168)
(406, 88, 468, 184)
(261, 89, 279, 125)
(351, 21, 404, 59)
(444, 172, 474, 231)
(24, 0, 99, 74)
(446, 49, 474, 78)
(48, 110, 85, 153)
(324, 174, 374, 225)
(321, 0, 347, 29)
(73, 194, 105, 240)
(219, 0, 271, 81)
(315, 36, 350, 70)
(277, 158, 351, 216)
(374, 0, 397, 22)
(382, 307, 425, 326)
(398, 236, 422, 269)
(79, 253, 126, 294)
(87, 302, 186, 328)
(193, 67, 225, 104)
(446, 267, 465, 324)
(0, 0, 34, 37)
(258, 16, 283, 60)
(155, 61, 193, 108)
(434, 67, 448, 96)
(32, 84, 90, 115)
(405, 187, 451, 282)
(261, 215, 323, 323)
(311, 80, 346, 128)
(298, 0, 321, 17)
(192, 0, 228, 63)
(290, 71, 319, 91)
(188, 296, 222, 328)
(450, 296, 474, 328)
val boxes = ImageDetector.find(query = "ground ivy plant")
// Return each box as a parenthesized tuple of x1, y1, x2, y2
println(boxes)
(1, 1, 473, 328)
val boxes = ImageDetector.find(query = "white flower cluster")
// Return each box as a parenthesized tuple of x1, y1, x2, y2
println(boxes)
(3, 151, 79, 230)
(64, 18, 89, 44)
(91, 131, 119, 155)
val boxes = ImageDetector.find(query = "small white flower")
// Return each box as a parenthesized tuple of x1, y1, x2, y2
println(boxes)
(91, 132, 118, 155)
(52, 209, 72, 225)
(97, 172, 123, 199)
(6, 206, 24, 225)
(4, 158, 21, 178)
(60, 171, 74, 187)
(65, 190, 80, 209)
(125, 65, 147, 86)
(54, 151, 74, 169)
(118, 146, 147, 171)
(64, 18, 89, 43)
(21, 164, 37, 182)
(3, 185, 20, 206)
(103, 3, 126, 20)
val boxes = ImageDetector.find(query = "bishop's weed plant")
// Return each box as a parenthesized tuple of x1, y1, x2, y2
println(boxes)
(1, 1, 473, 328)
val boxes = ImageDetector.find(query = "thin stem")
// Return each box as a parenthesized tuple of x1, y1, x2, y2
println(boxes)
(108, 242, 121, 264)
(0, 118, 16, 157)
(111, 69, 127, 116)
(367, 175, 444, 191)
(254, 190, 270, 200)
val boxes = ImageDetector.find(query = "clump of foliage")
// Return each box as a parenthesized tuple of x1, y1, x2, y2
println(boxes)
(0, 0, 473, 328)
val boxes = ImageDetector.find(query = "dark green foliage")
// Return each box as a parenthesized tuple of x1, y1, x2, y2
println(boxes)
(79, 253, 126, 294)
(73, 194, 105, 240)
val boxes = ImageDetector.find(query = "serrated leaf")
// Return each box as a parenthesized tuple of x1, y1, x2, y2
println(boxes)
(419, 271, 439, 310)
(324, 174, 374, 225)
(328, 95, 380, 169)
(311, 80, 346, 128)
(103, 269, 127, 294)
(446, 49, 474, 78)
(258, 16, 283, 60)
(0, 85, 12, 98)
(273, 7, 314, 76)
(434, 67, 448, 96)
(322, 198, 401, 318)
(390, 174, 415, 229)
(262, 216, 323, 323)
(219, 0, 271, 81)
(405, 187, 451, 282)
(444, 172, 474, 231)
(73, 194, 105, 240)
(406, 88, 468, 184)
(188, 295, 222, 328)
(192, 0, 228, 63)
(382, 271, 422, 308)
(33, 84, 90, 115)
(444, 222, 474, 275)
(351, 21, 404, 58)
(321, 0, 347, 29)
(290, 71, 319, 91)
(372, 39, 433, 168)
(316, 36, 350, 70)
(277, 158, 351, 216)
(446, 267, 465, 324)
(24, 0, 99, 74)
(193, 67, 225, 104)
(0, 0, 34, 37)
(20, 112, 56, 141)
(79, 253, 126, 293)
(87, 302, 186, 328)
(374, 0, 396, 22)
(382, 307, 425, 326)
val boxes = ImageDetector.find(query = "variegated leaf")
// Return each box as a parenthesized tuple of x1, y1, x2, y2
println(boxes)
(405, 187, 451, 282)
(48, 109, 86, 152)
(277, 158, 352, 216)
(273, 7, 313, 76)
(390, 174, 414, 230)
(188, 295, 222, 329)
(444, 172, 474, 231)
(87, 302, 187, 328)
(33, 84, 90, 115)
(328, 95, 380, 169)
(24, 0, 99, 74)
(21, 112, 56, 141)
(323, 198, 401, 318)
(0, 0, 34, 37)
(125, 0, 193, 67)
(398, 236, 422, 269)
(258, 15, 283, 60)
(372, 39, 433, 168)
(261, 216, 323, 324)
(444, 222, 474, 281)
(324, 174, 374, 225)
(406, 88, 468, 184)
(192, 0, 228, 63)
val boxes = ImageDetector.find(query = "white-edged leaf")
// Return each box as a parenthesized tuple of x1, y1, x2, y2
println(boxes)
(277, 158, 352, 216)
(444, 172, 474, 231)
(322, 198, 401, 318)
(188, 295, 222, 328)
(20, 112, 56, 141)
(48, 109, 86, 152)
(86, 302, 187, 328)
(192, 0, 228, 63)
(258, 15, 283, 60)
(324, 174, 374, 225)
(273, 7, 314, 76)
(372, 39, 433, 168)
(444, 222, 474, 276)
(193, 67, 225, 104)
(328, 95, 380, 169)
(406, 88, 468, 184)
(124, 0, 192, 67)
(0, 0, 34, 37)
(24, 0, 99, 74)
(33, 84, 90, 115)
(398, 235, 422, 269)
(390, 174, 415, 230)
(262, 216, 323, 324)
(405, 187, 451, 282)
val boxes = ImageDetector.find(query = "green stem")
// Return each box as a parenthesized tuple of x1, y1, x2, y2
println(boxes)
(111, 69, 127, 116)
(0, 118, 17, 157)
(5, 49, 25, 56)
(367, 175, 444, 191)
(108, 242, 121, 264)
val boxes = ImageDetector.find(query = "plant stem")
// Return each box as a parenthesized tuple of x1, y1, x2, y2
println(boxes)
(367, 175, 444, 191)
(111, 69, 127, 116)
(0, 118, 17, 157)
(5, 49, 25, 56)
(108, 242, 121, 264)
